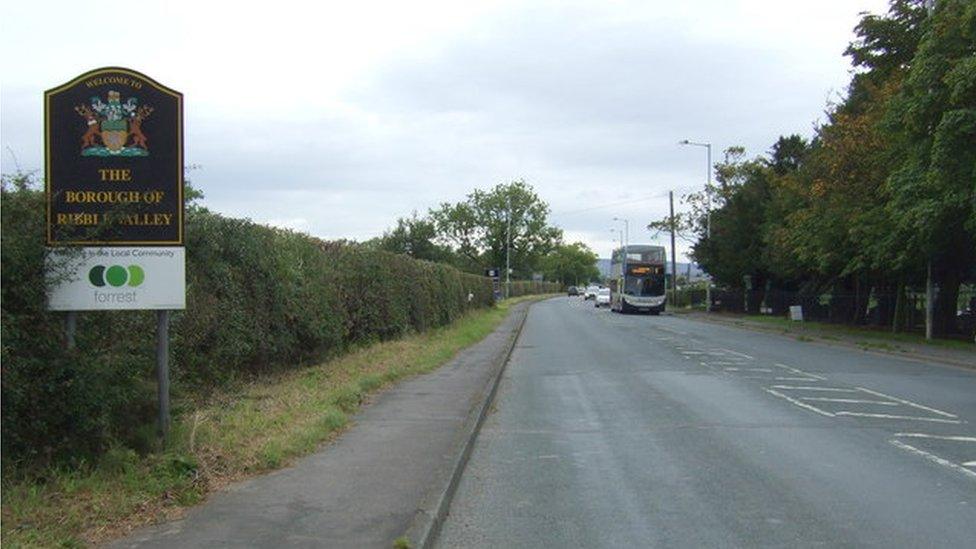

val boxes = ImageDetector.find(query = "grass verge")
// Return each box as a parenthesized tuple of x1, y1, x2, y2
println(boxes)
(1, 295, 552, 548)
(739, 314, 974, 351)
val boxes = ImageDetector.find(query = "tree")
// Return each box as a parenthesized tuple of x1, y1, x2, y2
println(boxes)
(368, 212, 455, 263)
(429, 180, 562, 277)
(540, 242, 600, 287)
(884, 0, 976, 335)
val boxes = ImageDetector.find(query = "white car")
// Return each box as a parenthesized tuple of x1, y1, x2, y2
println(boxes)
(595, 288, 611, 308)
(584, 285, 600, 300)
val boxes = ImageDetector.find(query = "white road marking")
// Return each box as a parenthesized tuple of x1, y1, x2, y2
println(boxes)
(775, 364, 826, 380)
(963, 462, 976, 468)
(681, 351, 705, 355)
(855, 387, 958, 419)
(719, 348, 754, 360)
(724, 367, 741, 371)
(771, 385, 858, 393)
(800, 397, 899, 406)
(893, 433, 976, 442)
(836, 412, 962, 424)
(889, 440, 976, 480)
(763, 388, 835, 417)
(775, 377, 821, 381)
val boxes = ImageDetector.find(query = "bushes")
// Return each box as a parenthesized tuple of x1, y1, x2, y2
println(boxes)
(1, 181, 498, 469)
(507, 280, 561, 297)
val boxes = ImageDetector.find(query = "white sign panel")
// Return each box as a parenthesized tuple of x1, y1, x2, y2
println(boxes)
(47, 247, 185, 310)
(789, 305, 804, 321)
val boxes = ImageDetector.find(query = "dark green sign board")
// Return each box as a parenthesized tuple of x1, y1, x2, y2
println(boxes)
(45, 67, 184, 246)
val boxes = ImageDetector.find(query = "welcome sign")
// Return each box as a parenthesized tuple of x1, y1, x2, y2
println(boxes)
(45, 67, 183, 245)
(45, 68, 185, 310)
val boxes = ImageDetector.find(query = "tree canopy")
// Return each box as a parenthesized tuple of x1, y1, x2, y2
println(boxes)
(648, 0, 975, 336)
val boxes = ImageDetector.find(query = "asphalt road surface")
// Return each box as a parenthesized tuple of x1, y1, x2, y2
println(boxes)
(435, 297, 976, 548)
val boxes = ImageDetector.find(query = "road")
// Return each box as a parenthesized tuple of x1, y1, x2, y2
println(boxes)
(435, 297, 976, 548)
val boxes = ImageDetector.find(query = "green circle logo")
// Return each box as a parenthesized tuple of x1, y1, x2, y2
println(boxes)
(127, 265, 145, 287)
(88, 264, 146, 288)
(89, 265, 106, 287)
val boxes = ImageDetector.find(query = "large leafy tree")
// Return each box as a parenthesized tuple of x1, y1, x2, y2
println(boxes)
(368, 212, 456, 264)
(539, 242, 600, 287)
(884, 0, 976, 334)
(429, 180, 562, 277)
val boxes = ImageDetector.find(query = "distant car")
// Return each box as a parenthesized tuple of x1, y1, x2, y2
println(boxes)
(595, 288, 611, 307)
(584, 285, 600, 300)
(567, 286, 579, 296)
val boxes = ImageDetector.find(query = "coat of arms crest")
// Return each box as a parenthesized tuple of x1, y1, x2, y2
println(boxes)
(74, 90, 153, 156)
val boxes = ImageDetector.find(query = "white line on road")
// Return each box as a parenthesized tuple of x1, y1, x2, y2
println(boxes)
(889, 440, 976, 480)
(800, 397, 899, 406)
(775, 377, 821, 381)
(855, 387, 958, 419)
(771, 385, 859, 393)
(892, 433, 976, 442)
(963, 462, 976, 467)
(719, 348, 754, 360)
(776, 364, 826, 380)
(763, 388, 835, 417)
(836, 412, 962, 424)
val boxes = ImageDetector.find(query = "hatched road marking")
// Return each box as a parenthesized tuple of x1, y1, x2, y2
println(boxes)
(800, 397, 899, 406)
(889, 440, 976, 481)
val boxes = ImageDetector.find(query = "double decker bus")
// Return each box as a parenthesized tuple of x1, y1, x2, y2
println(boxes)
(610, 244, 667, 314)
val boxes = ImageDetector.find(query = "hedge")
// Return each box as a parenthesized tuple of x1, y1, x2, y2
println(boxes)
(1, 183, 505, 468)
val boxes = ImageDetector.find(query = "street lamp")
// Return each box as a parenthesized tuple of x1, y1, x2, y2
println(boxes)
(679, 139, 713, 312)
(612, 217, 629, 281)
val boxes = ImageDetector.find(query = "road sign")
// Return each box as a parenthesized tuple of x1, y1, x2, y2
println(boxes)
(45, 67, 184, 246)
(44, 67, 185, 439)
(45, 67, 185, 310)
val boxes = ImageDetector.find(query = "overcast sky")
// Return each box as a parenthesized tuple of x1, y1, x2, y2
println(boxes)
(1, 0, 889, 262)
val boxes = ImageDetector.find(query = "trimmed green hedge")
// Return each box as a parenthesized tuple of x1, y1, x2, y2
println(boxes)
(2, 184, 502, 468)
(508, 280, 561, 297)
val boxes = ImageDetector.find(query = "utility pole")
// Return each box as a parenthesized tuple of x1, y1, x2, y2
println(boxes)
(679, 139, 713, 312)
(506, 195, 512, 299)
(669, 190, 677, 308)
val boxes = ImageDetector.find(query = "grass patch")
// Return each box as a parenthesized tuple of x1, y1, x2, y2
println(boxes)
(741, 315, 974, 351)
(1, 295, 551, 548)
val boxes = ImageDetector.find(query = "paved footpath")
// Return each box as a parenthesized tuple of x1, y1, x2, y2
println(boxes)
(108, 302, 531, 549)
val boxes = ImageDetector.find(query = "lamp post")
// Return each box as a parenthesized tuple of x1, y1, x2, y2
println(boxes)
(613, 217, 629, 281)
(679, 139, 712, 312)
(505, 195, 511, 299)
(610, 227, 625, 310)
